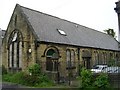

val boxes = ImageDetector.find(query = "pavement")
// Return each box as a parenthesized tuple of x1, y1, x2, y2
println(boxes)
(0, 82, 58, 90)
(0, 82, 29, 90)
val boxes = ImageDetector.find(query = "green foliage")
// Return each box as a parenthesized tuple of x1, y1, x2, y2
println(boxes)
(2, 65, 7, 75)
(2, 72, 25, 84)
(104, 29, 116, 38)
(93, 73, 110, 88)
(2, 64, 54, 87)
(80, 68, 93, 88)
(23, 74, 40, 86)
(28, 64, 41, 76)
(25, 63, 53, 86)
(22, 74, 53, 86)
(80, 68, 110, 89)
(2, 73, 13, 82)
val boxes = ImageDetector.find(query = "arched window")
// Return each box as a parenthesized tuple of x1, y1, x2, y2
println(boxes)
(71, 50, 75, 67)
(8, 30, 22, 69)
(66, 49, 71, 68)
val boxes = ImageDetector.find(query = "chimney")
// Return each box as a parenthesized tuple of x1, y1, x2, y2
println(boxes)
(115, 1, 120, 42)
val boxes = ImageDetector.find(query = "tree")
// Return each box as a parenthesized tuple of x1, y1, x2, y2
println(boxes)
(104, 29, 116, 38)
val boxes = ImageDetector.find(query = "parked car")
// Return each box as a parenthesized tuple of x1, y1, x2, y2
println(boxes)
(91, 65, 108, 73)
(102, 67, 120, 73)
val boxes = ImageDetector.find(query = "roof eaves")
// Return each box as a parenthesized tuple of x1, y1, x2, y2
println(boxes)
(37, 41, 120, 52)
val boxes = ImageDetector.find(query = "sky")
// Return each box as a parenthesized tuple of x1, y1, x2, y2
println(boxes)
(0, 0, 119, 40)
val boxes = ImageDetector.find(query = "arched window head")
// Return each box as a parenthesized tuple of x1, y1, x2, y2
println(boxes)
(46, 49, 58, 59)
(12, 33, 17, 42)
(8, 30, 23, 46)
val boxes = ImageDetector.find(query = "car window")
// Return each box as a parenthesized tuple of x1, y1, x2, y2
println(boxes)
(102, 67, 107, 70)
(93, 66, 99, 69)
(98, 67, 103, 70)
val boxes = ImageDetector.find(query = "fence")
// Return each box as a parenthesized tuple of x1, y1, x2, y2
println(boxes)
(108, 73, 120, 88)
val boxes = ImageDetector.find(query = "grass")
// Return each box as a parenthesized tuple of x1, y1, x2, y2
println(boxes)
(2, 72, 81, 88)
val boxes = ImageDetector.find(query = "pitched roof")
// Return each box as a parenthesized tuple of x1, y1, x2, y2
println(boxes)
(18, 4, 119, 51)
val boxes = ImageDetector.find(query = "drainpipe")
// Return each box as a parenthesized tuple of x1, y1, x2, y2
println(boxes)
(77, 48, 80, 76)
(34, 40, 39, 63)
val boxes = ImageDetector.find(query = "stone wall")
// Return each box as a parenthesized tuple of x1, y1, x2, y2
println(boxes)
(36, 43, 120, 80)
(2, 6, 36, 71)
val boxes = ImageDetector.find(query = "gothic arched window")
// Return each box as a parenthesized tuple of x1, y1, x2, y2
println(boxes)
(8, 30, 22, 69)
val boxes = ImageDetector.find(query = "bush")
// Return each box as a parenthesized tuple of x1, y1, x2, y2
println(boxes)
(80, 68, 110, 89)
(2, 64, 54, 87)
(80, 68, 93, 88)
(93, 73, 110, 88)
(11, 72, 25, 84)
(24, 64, 53, 86)
(23, 74, 40, 86)
(28, 64, 41, 76)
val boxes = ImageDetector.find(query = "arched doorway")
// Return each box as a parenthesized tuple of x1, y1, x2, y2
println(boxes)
(45, 48, 60, 83)
(46, 49, 59, 71)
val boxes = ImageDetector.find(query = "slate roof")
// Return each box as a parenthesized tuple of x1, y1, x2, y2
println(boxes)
(18, 4, 119, 51)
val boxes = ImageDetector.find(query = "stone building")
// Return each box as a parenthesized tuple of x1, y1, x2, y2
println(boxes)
(2, 4, 120, 81)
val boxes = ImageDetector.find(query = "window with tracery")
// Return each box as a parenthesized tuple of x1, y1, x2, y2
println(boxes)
(8, 30, 22, 69)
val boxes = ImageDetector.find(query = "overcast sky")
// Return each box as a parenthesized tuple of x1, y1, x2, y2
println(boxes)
(0, 0, 119, 40)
